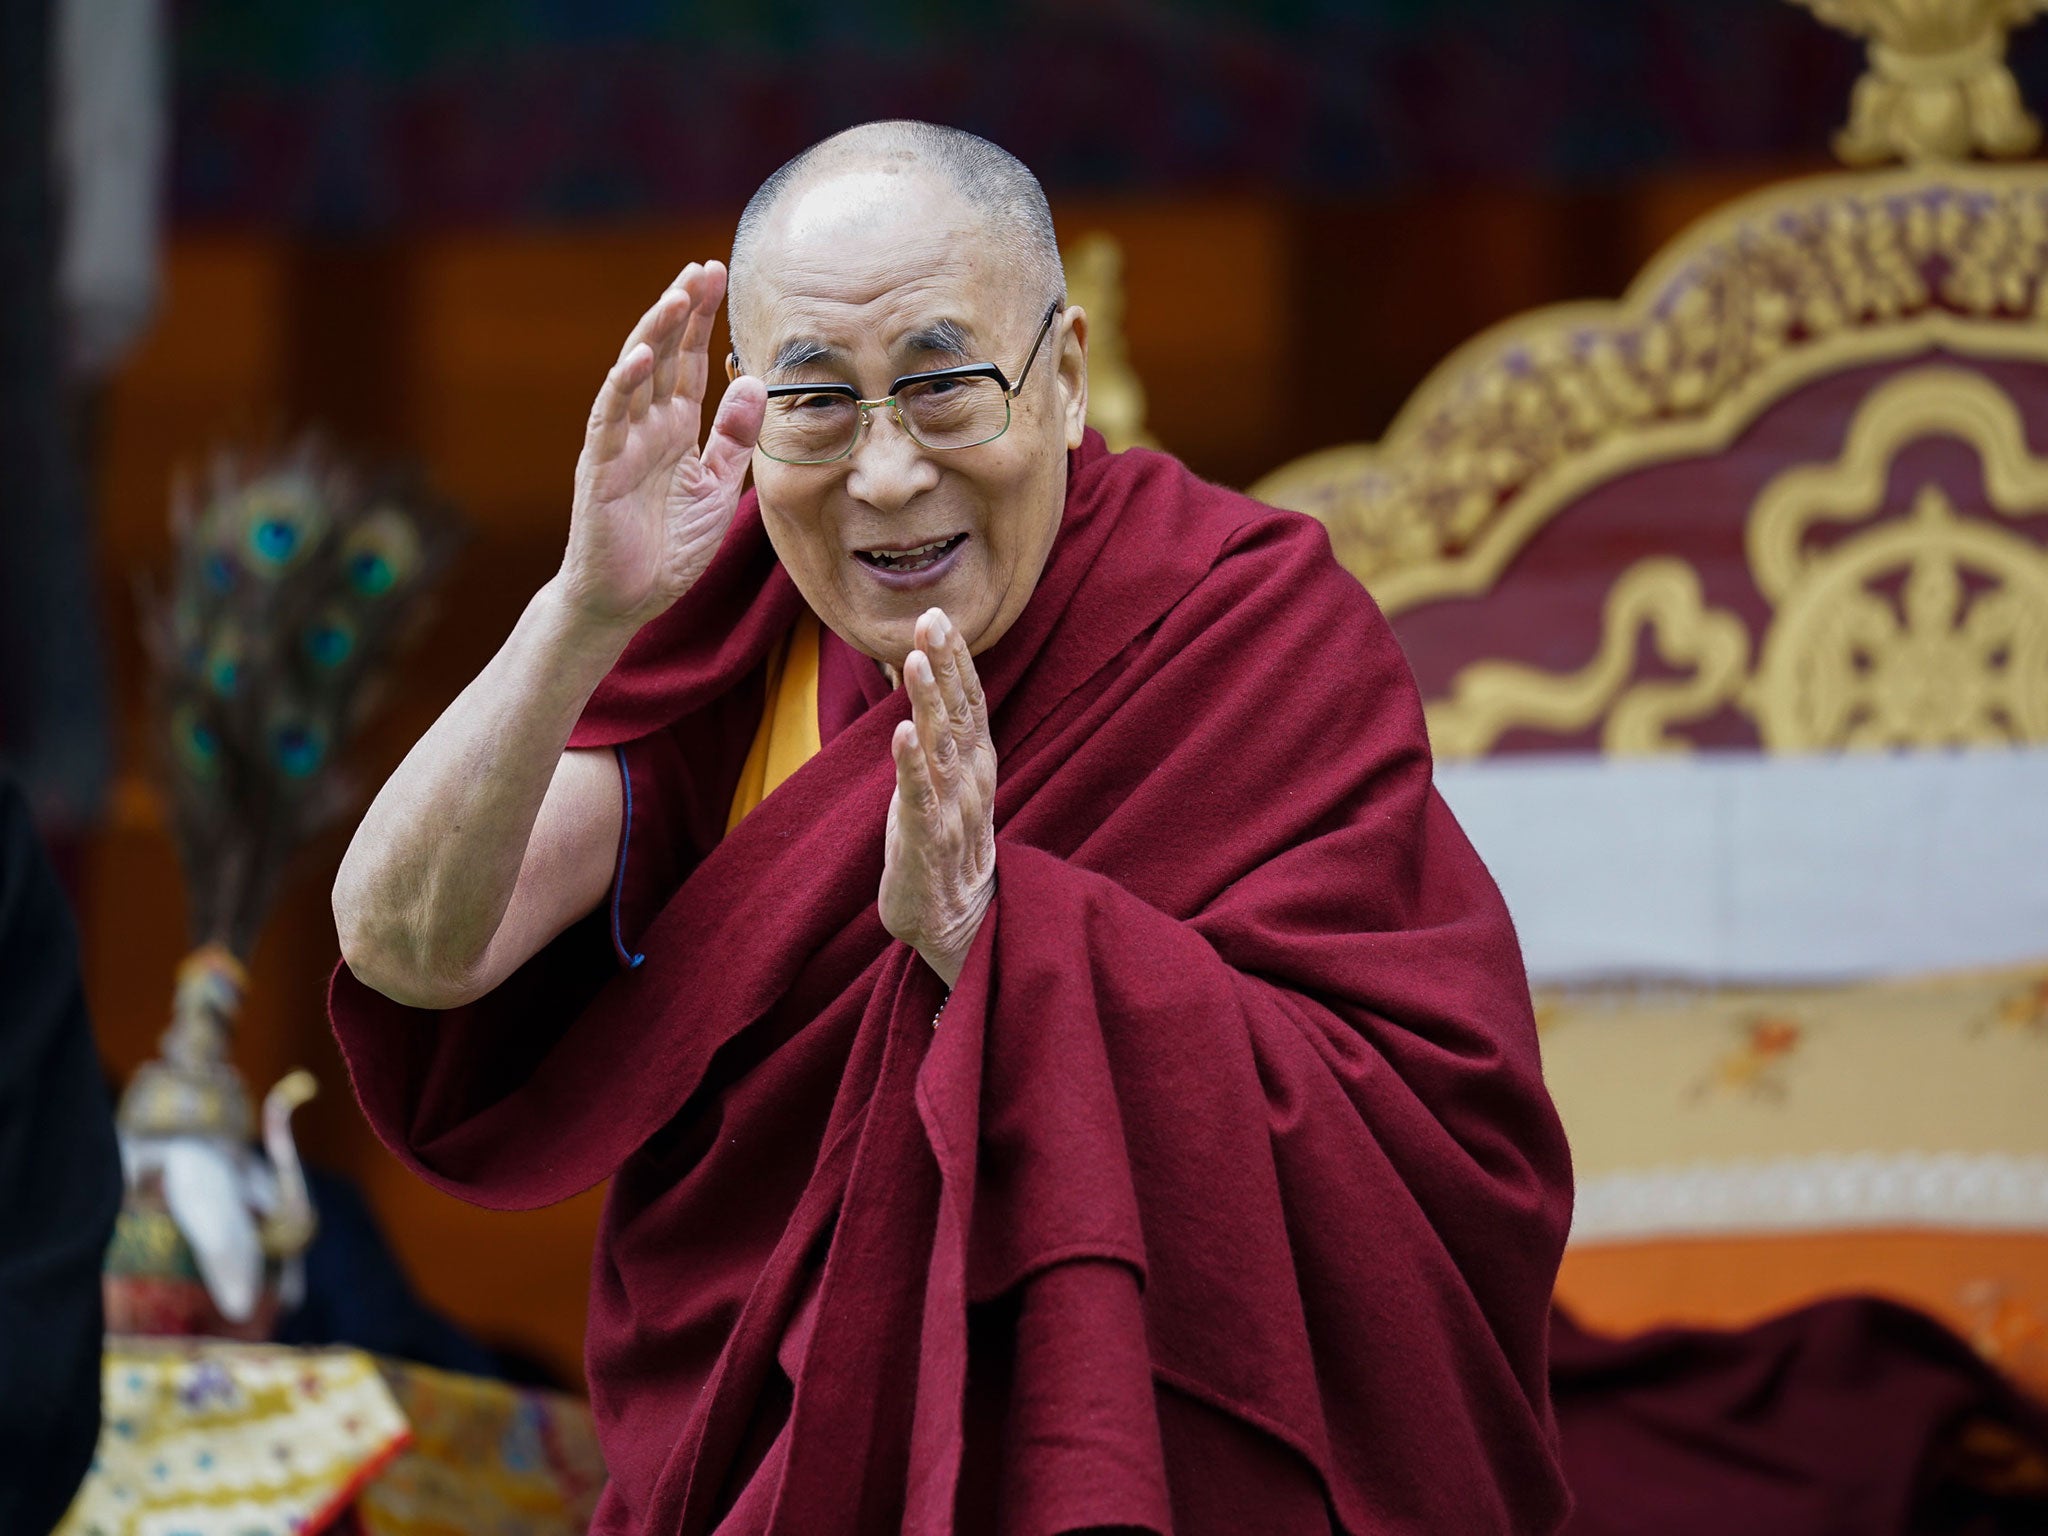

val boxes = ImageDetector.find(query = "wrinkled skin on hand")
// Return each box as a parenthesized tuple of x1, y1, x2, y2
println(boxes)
(571, 269, 1000, 983)
(880, 607, 997, 986)
(564, 260, 767, 633)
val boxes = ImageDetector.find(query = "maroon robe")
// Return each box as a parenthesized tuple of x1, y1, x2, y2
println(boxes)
(1553, 1299, 2048, 1534)
(330, 431, 1574, 1534)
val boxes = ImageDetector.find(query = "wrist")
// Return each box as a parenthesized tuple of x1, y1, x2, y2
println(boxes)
(918, 879, 994, 989)
(534, 574, 644, 670)
(920, 942, 967, 989)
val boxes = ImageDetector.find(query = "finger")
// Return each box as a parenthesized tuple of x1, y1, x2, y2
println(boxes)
(651, 263, 717, 419)
(588, 344, 655, 461)
(627, 340, 658, 420)
(617, 277, 694, 374)
(670, 262, 726, 423)
(647, 291, 695, 400)
(701, 375, 765, 489)
(924, 610, 975, 747)
(954, 619, 993, 747)
(913, 609, 951, 695)
(893, 718, 940, 818)
(907, 649, 958, 781)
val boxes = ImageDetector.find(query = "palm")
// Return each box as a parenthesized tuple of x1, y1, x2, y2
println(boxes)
(879, 614, 999, 986)
(879, 792, 925, 937)
(577, 404, 725, 614)
(564, 261, 765, 630)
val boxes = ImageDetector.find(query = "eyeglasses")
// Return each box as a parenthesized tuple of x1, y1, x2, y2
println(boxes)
(754, 301, 1061, 466)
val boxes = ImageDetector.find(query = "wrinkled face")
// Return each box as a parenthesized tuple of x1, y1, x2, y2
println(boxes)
(732, 168, 1088, 668)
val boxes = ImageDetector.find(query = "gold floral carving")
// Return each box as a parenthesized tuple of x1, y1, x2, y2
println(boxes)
(1746, 367, 2048, 748)
(1250, 165, 2048, 617)
(1425, 367, 2048, 757)
(1793, 0, 2048, 166)
(1753, 483, 2048, 746)
(1064, 232, 1159, 453)
(1425, 560, 1752, 757)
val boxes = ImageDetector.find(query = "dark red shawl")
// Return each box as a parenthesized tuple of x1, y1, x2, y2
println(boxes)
(331, 432, 1574, 1535)
(1554, 1298, 2048, 1534)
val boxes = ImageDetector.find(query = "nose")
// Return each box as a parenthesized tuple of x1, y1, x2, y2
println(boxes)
(844, 406, 941, 515)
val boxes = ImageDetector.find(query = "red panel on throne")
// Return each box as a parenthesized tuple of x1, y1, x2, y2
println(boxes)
(1390, 353, 2048, 755)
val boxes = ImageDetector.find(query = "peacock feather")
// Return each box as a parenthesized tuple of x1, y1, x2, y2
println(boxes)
(140, 438, 459, 959)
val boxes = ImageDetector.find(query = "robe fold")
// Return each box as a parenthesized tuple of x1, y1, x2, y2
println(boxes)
(1553, 1299, 2048, 1534)
(330, 431, 1574, 1535)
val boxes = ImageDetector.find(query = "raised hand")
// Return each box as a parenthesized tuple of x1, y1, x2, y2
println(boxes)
(561, 261, 767, 634)
(880, 608, 998, 987)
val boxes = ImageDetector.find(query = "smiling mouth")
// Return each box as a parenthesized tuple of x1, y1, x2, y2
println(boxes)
(854, 533, 968, 573)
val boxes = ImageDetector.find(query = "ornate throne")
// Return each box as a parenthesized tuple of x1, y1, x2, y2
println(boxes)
(1251, 0, 2048, 1391)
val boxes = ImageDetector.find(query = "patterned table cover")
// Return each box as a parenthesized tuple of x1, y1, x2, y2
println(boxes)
(56, 1339, 604, 1536)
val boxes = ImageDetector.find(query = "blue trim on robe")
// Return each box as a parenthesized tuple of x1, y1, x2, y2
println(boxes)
(609, 744, 645, 969)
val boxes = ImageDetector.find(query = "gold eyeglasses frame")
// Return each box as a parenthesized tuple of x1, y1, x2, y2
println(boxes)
(733, 300, 1063, 466)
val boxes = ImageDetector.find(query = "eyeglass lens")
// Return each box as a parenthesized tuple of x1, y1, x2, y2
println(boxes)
(760, 376, 1011, 464)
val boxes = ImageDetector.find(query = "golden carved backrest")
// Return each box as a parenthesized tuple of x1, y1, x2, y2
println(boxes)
(1252, 164, 2048, 757)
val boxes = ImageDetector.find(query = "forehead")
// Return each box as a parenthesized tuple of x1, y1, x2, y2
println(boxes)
(739, 168, 1016, 360)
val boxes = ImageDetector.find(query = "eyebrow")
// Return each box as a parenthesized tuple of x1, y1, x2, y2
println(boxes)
(766, 337, 836, 378)
(902, 319, 974, 359)
(761, 319, 980, 383)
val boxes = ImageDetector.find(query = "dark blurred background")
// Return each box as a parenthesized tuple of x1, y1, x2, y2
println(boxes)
(154, 0, 1888, 471)
(12, 0, 1978, 1386)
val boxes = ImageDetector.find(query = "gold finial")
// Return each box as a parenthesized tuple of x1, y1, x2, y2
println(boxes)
(1063, 232, 1159, 452)
(1793, 0, 2048, 164)
(118, 943, 255, 1140)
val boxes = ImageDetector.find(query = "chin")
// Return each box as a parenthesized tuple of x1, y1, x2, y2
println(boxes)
(863, 601, 986, 668)
(840, 569, 1000, 663)
(834, 608, 928, 668)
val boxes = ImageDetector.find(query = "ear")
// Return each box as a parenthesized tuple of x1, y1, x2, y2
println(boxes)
(1056, 306, 1090, 451)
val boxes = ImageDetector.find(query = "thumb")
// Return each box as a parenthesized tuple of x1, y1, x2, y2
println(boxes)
(702, 375, 766, 489)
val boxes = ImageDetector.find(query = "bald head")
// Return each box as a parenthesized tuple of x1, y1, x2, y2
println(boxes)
(728, 121, 1064, 370)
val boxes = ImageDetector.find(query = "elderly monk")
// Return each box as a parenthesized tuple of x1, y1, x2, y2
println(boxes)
(330, 121, 1572, 1536)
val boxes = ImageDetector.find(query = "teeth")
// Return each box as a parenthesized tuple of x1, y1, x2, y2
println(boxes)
(867, 538, 950, 559)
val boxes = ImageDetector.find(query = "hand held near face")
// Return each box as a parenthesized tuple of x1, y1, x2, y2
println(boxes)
(336, 263, 767, 1009)
(559, 260, 768, 640)
(880, 607, 998, 987)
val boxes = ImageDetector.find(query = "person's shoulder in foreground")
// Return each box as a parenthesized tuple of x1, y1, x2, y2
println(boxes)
(0, 773, 123, 1536)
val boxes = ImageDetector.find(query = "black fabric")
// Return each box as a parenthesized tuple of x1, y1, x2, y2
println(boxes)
(0, 773, 122, 1534)
(0, 0, 112, 824)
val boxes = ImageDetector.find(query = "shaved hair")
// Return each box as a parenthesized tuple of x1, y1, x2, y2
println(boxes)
(729, 121, 1064, 369)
